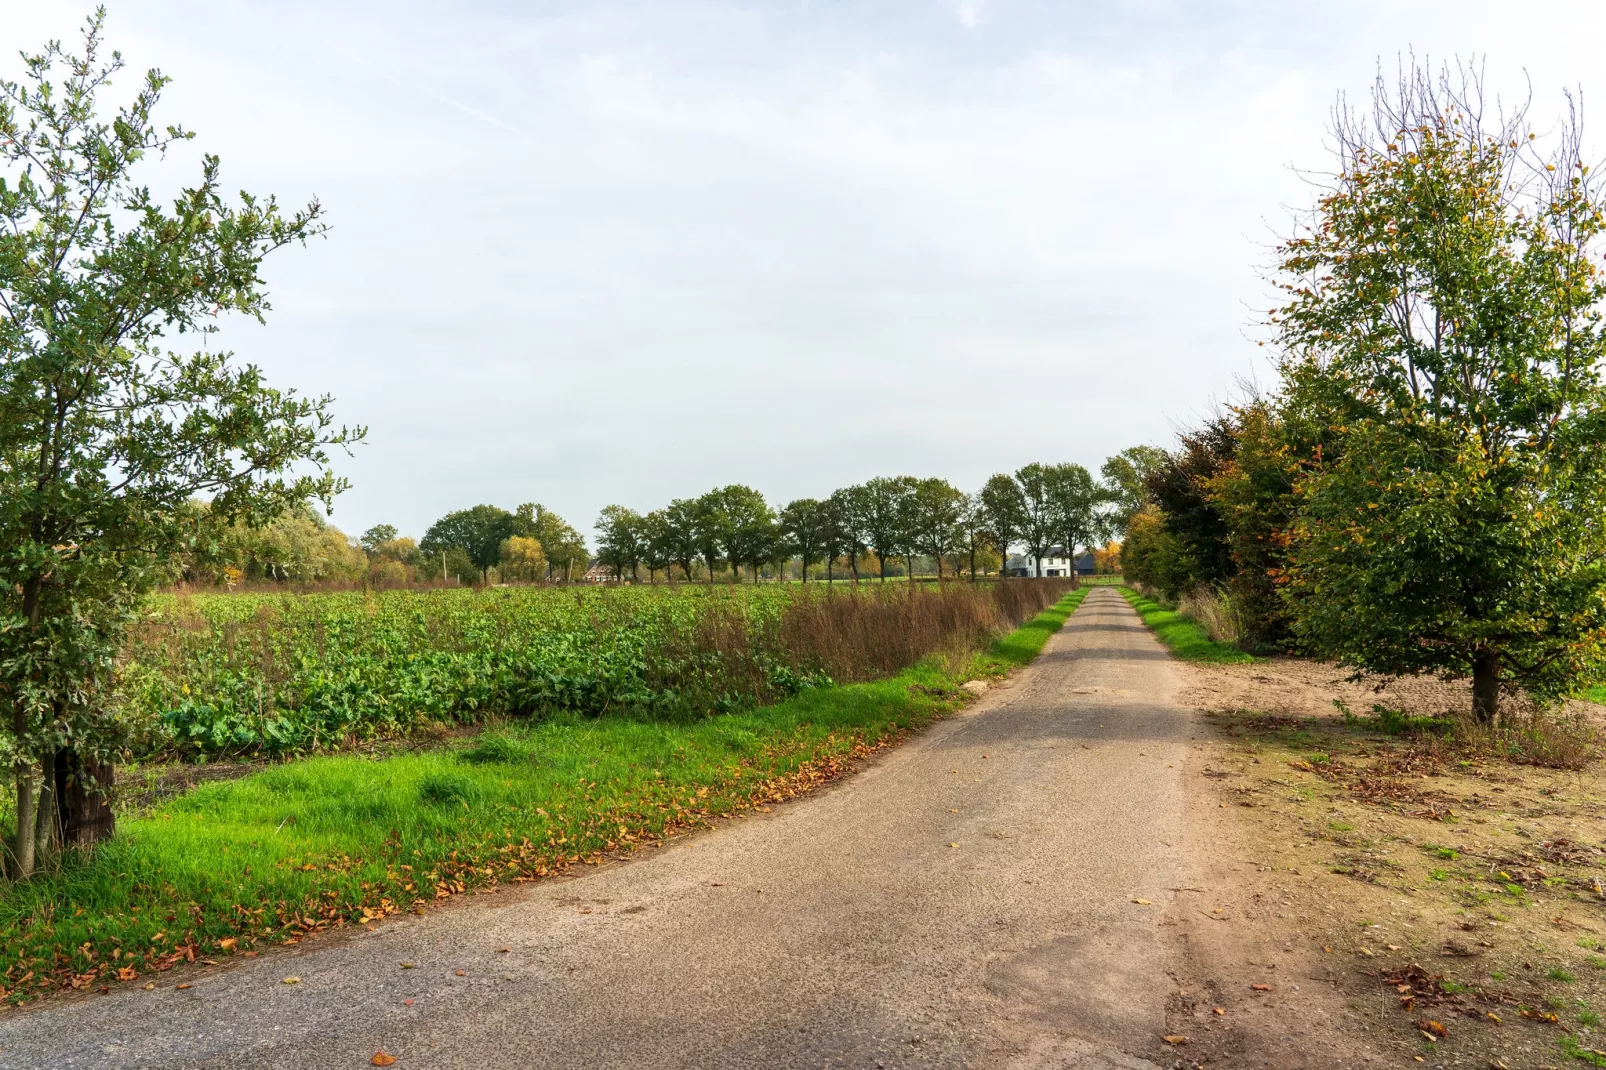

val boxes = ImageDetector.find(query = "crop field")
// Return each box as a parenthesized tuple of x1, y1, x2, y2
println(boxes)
(120, 580, 1073, 758)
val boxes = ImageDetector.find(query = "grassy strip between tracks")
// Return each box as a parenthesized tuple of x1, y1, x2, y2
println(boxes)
(0, 587, 1087, 1003)
(1116, 586, 1256, 665)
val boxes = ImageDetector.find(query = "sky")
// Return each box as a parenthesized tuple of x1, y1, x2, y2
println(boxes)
(6, 1, 1606, 543)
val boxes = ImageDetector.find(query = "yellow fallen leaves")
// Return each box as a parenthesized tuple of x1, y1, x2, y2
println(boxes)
(1162, 1034, 1187, 1045)
(217, 938, 237, 952)
(1131, 898, 1152, 905)
(947, 842, 960, 849)
(282, 976, 301, 985)
(372, 1053, 398, 1067)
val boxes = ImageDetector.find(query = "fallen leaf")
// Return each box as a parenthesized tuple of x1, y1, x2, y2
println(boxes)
(218, 938, 237, 952)
(142, 982, 155, 991)
(282, 976, 300, 985)
(710, 882, 725, 887)
(497, 947, 510, 954)
(1419, 1019, 1447, 1038)
(399, 962, 415, 969)
(1386, 944, 1401, 951)
(948, 842, 959, 848)
(1162, 1035, 1187, 1045)
(1212, 1007, 1226, 1016)
(455, 969, 466, 977)
(175, 983, 191, 991)
(1485, 1012, 1501, 1024)
(1132, 898, 1152, 905)
(1251, 984, 1272, 992)
(116, 966, 138, 982)
(371, 1053, 397, 1067)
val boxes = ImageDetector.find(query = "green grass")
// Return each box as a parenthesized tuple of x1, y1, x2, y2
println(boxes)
(0, 589, 1086, 1002)
(1116, 588, 1256, 664)
(1585, 685, 1606, 706)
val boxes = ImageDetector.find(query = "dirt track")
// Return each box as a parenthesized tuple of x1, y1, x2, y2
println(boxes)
(0, 588, 1384, 1069)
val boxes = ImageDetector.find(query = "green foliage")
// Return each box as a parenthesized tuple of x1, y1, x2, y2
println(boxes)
(908, 478, 966, 578)
(595, 504, 645, 582)
(1273, 64, 1606, 720)
(0, 14, 355, 870)
(187, 502, 366, 586)
(778, 498, 827, 579)
(1138, 419, 1238, 598)
(859, 476, 918, 580)
(420, 505, 515, 583)
(512, 503, 586, 583)
(1118, 588, 1256, 664)
(0, 588, 1084, 997)
(116, 580, 1076, 760)
(128, 586, 831, 756)
(1100, 446, 1167, 535)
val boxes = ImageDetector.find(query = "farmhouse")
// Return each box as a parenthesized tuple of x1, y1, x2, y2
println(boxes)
(1004, 548, 1096, 578)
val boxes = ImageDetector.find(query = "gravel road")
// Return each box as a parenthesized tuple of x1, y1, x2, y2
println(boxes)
(0, 587, 1193, 1070)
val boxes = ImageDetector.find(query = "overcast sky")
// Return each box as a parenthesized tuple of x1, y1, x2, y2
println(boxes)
(6, 1, 1606, 542)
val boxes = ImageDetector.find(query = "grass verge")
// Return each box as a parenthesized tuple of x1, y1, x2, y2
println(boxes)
(1586, 685, 1606, 706)
(1117, 586, 1255, 664)
(0, 588, 1086, 1002)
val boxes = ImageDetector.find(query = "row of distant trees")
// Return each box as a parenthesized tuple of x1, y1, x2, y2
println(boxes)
(590, 461, 1132, 584)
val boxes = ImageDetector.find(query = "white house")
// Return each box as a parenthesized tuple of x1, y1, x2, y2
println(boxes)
(1004, 548, 1096, 578)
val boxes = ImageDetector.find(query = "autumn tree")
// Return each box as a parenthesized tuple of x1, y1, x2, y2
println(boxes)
(513, 503, 585, 582)
(1274, 60, 1606, 722)
(0, 14, 356, 872)
(498, 535, 546, 583)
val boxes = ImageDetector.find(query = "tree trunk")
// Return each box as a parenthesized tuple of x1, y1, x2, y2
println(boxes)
(35, 750, 57, 861)
(55, 747, 115, 847)
(12, 768, 36, 879)
(1471, 648, 1501, 725)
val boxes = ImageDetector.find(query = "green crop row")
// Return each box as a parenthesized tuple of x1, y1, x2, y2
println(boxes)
(119, 581, 1071, 758)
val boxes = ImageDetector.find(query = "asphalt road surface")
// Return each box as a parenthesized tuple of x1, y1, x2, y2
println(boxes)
(0, 587, 1193, 1070)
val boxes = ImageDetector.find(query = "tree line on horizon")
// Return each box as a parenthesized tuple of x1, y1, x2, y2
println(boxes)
(355, 456, 1153, 589)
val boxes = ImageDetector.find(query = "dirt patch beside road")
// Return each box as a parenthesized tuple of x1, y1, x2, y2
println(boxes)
(1173, 656, 1606, 1069)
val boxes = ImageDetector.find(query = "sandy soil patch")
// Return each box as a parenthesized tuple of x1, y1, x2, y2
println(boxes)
(1172, 657, 1606, 1070)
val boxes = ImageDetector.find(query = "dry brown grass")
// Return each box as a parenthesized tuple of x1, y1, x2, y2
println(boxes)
(670, 579, 1075, 700)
